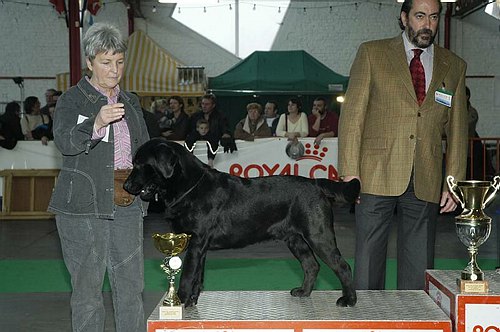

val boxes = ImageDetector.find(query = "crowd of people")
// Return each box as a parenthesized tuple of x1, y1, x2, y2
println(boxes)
(0, 88, 62, 149)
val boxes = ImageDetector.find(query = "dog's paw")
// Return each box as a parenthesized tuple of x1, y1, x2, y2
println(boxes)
(290, 287, 311, 297)
(183, 295, 198, 308)
(336, 294, 357, 307)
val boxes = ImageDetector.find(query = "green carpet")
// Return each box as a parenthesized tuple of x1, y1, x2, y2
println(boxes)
(0, 258, 497, 293)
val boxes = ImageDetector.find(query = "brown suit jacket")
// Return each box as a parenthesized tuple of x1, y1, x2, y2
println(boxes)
(338, 35, 468, 203)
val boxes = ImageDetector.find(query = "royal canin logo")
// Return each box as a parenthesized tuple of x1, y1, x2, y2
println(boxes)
(296, 143, 329, 162)
(473, 326, 500, 332)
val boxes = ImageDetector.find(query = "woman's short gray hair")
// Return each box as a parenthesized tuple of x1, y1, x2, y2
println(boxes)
(83, 23, 127, 61)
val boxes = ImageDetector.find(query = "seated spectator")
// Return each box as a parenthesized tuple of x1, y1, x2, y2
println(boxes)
(184, 97, 199, 117)
(264, 101, 279, 136)
(275, 98, 309, 139)
(234, 102, 272, 141)
(40, 88, 57, 117)
(189, 94, 236, 153)
(150, 98, 169, 137)
(308, 97, 339, 145)
(20, 96, 52, 146)
(0, 101, 24, 149)
(185, 118, 219, 168)
(159, 96, 190, 140)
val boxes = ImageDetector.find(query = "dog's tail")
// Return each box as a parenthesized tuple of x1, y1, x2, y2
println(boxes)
(315, 178, 360, 204)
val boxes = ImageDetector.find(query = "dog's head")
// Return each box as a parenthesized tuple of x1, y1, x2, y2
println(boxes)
(124, 139, 182, 201)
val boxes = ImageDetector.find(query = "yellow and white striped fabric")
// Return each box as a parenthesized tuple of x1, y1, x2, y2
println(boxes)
(56, 30, 205, 97)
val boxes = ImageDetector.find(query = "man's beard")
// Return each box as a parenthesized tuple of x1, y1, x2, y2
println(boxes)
(407, 26, 436, 48)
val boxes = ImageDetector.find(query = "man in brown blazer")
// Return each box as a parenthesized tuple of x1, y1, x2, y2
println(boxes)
(338, 0, 468, 290)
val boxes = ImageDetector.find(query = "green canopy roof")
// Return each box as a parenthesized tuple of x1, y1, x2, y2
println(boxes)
(208, 50, 348, 96)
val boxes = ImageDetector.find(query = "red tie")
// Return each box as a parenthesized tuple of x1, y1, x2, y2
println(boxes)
(410, 49, 426, 106)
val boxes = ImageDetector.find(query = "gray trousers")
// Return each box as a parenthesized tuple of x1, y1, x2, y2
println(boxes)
(354, 178, 439, 290)
(56, 201, 145, 332)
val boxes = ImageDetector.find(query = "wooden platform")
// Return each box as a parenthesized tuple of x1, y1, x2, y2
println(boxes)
(148, 290, 451, 332)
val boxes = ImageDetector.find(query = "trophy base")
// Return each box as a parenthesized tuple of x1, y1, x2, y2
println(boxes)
(159, 304, 184, 320)
(457, 278, 489, 293)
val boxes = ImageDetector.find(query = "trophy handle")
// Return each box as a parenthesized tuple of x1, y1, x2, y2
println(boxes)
(483, 175, 500, 208)
(447, 175, 464, 208)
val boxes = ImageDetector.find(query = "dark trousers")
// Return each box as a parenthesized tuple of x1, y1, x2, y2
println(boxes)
(354, 178, 439, 290)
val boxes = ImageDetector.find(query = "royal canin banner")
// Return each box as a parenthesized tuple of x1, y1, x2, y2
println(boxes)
(0, 139, 339, 194)
(191, 137, 339, 180)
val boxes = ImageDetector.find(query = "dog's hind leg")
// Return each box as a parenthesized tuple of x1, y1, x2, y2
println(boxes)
(285, 234, 320, 297)
(308, 240, 357, 307)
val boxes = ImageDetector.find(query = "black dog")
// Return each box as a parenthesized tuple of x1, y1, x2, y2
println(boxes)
(124, 138, 360, 307)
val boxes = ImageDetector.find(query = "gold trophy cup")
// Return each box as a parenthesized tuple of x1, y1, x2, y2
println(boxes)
(446, 175, 500, 293)
(153, 233, 191, 319)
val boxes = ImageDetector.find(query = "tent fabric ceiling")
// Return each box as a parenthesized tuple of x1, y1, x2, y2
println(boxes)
(208, 50, 348, 96)
(56, 30, 205, 96)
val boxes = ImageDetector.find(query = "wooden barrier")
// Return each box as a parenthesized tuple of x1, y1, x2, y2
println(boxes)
(0, 169, 59, 220)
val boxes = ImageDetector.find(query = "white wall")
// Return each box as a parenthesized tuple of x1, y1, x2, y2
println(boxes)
(0, 0, 498, 136)
(272, 1, 500, 137)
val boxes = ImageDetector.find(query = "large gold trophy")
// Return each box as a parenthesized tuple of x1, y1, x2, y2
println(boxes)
(446, 175, 500, 293)
(152, 233, 191, 320)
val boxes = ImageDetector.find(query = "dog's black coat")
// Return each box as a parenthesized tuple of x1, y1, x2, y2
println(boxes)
(124, 138, 360, 307)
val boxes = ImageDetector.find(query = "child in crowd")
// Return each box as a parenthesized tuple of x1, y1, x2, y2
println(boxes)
(184, 119, 219, 168)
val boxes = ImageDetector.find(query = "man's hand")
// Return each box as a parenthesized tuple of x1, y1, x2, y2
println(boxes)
(314, 134, 324, 146)
(440, 191, 458, 213)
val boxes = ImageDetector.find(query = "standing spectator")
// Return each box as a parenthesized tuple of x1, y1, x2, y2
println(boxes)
(0, 101, 24, 149)
(338, 0, 468, 290)
(308, 97, 339, 145)
(189, 94, 235, 152)
(465, 86, 494, 179)
(20, 96, 52, 145)
(48, 23, 149, 332)
(275, 98, 309, 139)
(160, 96, 190, 140)
(234, 102, 271, 141)
(264, 101, 280, 136)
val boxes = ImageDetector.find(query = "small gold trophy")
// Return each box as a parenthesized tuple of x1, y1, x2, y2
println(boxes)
(447, 175, 500, 293)
(152, 233, 191, 320)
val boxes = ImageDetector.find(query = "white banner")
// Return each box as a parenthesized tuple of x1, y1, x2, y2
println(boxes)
(193, 137, 339, 180)
(0, 138, 339, 194)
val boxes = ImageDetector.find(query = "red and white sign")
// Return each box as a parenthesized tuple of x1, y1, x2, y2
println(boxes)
(465, 303, 500, 332)
(426, 271, 500, 332)
(192, 137, 339, 180)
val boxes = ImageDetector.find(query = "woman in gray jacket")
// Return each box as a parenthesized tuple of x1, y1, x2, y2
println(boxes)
(48, 23, 149, 332)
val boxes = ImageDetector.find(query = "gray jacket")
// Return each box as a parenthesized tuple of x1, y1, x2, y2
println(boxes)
(48, 77, 149, 219)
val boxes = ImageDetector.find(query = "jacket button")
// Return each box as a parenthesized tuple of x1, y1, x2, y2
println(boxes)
(410, 134, 415, 139)
(417, 112, 421, 117)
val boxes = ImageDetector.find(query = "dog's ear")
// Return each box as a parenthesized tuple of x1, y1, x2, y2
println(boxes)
(154, 143, 179, 180)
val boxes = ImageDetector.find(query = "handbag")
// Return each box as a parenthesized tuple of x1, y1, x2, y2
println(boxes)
(114, 169, 134, 206)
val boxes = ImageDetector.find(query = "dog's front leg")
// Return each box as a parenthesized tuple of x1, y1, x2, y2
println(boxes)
(178, 242, 208, 307)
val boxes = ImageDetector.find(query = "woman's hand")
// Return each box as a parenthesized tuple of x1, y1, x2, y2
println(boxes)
(94, 103, 125, 131)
